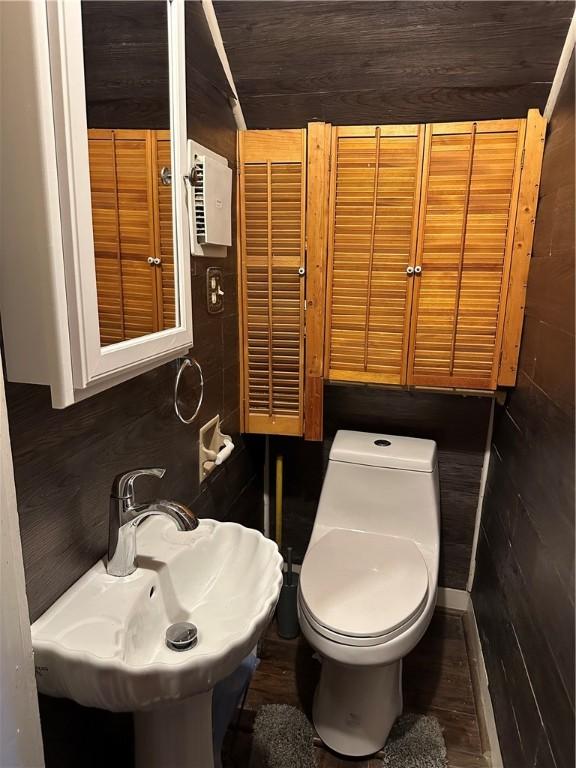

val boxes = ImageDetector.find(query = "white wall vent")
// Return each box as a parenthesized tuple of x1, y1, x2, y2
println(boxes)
(187, 141, 232, 257)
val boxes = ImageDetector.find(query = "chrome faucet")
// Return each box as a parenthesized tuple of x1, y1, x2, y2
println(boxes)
(107, 468, 198, 577)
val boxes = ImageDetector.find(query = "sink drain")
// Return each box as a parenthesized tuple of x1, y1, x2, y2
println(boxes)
(165, 622, 198, 652)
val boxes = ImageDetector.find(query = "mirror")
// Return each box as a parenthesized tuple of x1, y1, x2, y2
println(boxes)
(1, 0, 192, 407)
(81, 0, 178, 347)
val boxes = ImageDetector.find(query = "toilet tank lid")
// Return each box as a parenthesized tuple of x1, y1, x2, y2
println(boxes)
(329, 431, 437, 472)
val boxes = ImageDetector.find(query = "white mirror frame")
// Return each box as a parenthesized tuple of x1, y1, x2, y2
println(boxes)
(49, 0, 192, 390)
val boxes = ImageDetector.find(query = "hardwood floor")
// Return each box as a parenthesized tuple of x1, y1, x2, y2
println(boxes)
(226, 609, 491, 768)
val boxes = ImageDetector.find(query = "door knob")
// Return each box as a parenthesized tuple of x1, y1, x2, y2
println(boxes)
(406, 266, 414, 275)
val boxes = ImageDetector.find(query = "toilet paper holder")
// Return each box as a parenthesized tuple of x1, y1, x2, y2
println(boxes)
(199, 414, 234, 483)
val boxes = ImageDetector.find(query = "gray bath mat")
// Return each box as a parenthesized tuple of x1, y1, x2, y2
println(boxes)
(249, 704, 316, 768)
(382, 713, 447, 768)
(249, 705, 446, 768)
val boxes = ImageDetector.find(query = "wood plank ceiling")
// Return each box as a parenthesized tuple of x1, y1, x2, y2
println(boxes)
(213, 0, 574, 128)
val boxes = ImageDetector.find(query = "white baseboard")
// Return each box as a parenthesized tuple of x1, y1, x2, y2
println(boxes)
(436, 587, 503, 768)
(463, 602, 503, 768)
(436, 587, 470, 612)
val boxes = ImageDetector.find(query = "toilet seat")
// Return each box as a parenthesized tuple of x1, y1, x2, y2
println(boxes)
(299, 530, 429, 647)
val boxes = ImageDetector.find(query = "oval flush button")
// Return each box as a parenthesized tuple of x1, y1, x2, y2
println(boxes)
(374, 439, 391, 447)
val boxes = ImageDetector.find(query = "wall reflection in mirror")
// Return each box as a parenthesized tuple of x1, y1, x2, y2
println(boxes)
(81, 0, 178, 347)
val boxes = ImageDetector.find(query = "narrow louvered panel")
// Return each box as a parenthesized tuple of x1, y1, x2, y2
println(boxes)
(329, 134, 375, 374)
(239, 130, 306, 436)
(408, 121, 525, 389)
(95, 259, 124, 345)
(154, 131, 176, 330)
(120, 260, 157, 341)
(114, 131, 158, 339)
(88, 130, 124, 346)
(326, 125, 423, 384)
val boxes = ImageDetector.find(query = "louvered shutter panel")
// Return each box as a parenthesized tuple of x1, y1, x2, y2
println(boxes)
(325, 125, 424, 384)
(239, 130, 306, 436)
(88, 129, 124, 345)
(153, 130, 176, 330)
(408, 119, 525, 389)
(114, 130, 158, 340)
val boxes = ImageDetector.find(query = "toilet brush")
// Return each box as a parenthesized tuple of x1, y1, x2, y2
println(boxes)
(276, 546, 299, 639)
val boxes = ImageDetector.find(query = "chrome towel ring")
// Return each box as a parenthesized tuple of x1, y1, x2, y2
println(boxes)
(174, 357, 204, 424)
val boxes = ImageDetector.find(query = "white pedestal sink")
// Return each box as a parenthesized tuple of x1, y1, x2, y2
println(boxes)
(32, 518, 283, 768)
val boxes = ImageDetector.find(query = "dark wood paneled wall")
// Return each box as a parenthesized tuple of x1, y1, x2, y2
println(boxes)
(185, 1, 237, 159)
(473, 55, 575, 768)
(273, 384, 492, 589)
(82, 1, 170, 129)
(214, 0, 573, 128)
(3, 5, 254, 767)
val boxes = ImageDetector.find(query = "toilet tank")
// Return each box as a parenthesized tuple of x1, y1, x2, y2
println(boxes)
(312, 431, 440, 552)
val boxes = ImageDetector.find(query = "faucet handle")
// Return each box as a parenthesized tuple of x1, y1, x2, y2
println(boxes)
(111, 468, 166, 503)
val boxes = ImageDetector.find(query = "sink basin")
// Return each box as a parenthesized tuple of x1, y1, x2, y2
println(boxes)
(33, 517, 282, 710)
(32, 517, 282, 768)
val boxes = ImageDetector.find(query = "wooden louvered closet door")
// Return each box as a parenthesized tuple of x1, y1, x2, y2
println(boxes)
(89, 129, 176, 345)
(408, 119, 526, 389)
(239, 130, 306, 435)
(325, 125, 425, 384)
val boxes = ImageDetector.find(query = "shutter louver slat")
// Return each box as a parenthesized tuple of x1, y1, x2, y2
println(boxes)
(239, 131, 306, 436)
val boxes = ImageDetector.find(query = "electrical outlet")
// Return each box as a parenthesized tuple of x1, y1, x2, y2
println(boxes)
(206, 267, 224, 314)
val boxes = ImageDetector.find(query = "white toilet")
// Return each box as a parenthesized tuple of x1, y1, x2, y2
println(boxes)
(298, 430, 440, 757)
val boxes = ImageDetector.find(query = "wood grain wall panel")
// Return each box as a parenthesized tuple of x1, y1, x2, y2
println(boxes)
(82, 0, 170, 130)
(214, 1, 573, 128)
(274, 383, 491, 589)
(473, 54, 575, 768)
(237, 85, 552, 130)
(185, 2, 237, 162)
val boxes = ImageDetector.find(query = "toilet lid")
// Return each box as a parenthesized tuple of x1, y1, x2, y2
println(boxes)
(300, 530, 429, 639)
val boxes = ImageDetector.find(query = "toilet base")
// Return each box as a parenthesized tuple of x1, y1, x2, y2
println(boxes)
(313, 658, 402, 757)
